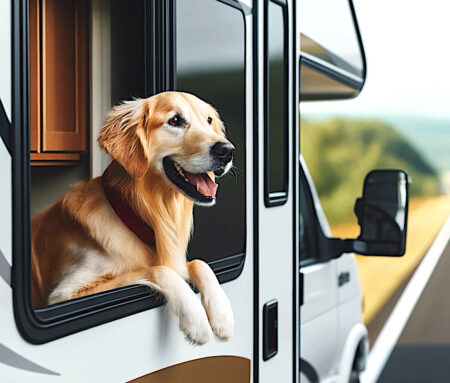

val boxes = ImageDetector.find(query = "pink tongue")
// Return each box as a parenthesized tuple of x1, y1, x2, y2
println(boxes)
(186, 172, 218, 197)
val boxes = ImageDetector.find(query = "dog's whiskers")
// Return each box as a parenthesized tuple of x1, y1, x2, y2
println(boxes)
(230, 166, 243, 179)
(219, 166, 243, 185)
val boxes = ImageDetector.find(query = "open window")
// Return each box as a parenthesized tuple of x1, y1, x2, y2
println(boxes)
(12, 0, 247, 343)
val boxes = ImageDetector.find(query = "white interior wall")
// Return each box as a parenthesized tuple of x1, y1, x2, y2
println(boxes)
(90, 0, 113, 177)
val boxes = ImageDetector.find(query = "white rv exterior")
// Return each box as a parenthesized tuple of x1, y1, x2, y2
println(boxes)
(1, 0, 297, 381)
(0, 0, 396, 382)
(299, 158, 369, 383)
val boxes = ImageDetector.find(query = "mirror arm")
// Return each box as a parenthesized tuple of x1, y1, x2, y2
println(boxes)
(329, 238, 355, 259)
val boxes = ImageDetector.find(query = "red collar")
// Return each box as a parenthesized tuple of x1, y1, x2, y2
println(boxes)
(101, 177, 155, 246)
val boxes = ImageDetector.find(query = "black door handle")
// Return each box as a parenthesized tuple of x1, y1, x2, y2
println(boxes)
(263, 300, 278, 361)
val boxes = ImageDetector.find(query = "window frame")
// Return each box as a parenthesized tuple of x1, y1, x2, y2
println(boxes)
(263, 0, 289, 207)
(12, 0, 247, 344)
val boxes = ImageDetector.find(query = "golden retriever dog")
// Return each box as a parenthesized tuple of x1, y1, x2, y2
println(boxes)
(31, 91, 235, 345)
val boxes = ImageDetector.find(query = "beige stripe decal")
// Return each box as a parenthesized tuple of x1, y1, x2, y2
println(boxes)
(128, 355, 250, 383)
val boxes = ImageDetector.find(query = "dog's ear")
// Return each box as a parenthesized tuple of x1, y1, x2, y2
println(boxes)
(98, 99, 150, 178)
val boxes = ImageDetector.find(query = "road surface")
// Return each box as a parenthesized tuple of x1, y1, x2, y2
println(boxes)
(378, 240, 450, 382)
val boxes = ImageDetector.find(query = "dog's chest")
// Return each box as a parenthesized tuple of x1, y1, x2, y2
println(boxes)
(49, 246, 116, 302)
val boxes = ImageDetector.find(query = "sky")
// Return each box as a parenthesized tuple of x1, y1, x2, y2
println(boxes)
(301, 0, 450, 120)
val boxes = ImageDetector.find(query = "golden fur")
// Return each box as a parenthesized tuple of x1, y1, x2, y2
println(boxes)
(31, 92, 234, 344)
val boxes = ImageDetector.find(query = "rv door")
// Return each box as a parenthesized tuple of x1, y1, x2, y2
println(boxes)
(257, 0, 299, 381)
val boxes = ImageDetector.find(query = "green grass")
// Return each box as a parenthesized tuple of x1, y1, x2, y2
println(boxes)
(301, 118, 439, 224)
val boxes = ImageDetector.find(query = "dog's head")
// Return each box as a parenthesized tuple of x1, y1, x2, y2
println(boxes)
(98, 91, 234, 206)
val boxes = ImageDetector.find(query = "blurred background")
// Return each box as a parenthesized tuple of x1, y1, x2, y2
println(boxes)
(300, 0, 450, 380)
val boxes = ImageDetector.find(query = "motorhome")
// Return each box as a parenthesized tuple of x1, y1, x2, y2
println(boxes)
(0, 0, 409, 382)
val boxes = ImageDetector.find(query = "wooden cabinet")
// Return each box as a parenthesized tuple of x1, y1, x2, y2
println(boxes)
(30, 0, 89, 165)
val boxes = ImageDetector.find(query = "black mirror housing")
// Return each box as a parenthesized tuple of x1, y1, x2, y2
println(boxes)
(353, 169, 410, 256)
(329, 169, 410, 259)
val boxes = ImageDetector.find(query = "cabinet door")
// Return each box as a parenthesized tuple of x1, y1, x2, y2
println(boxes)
(41, 0, 88, 152)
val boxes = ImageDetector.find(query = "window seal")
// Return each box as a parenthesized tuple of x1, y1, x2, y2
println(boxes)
(264, 0, 289, 207)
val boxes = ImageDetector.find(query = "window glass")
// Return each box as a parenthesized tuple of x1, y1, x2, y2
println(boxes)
(176, 0, 246, 264)
(266, 0, 288, 201)
(299, 212, 309, 261)
(300, 0, 363, 77)
(299, 175, 316, 262)
(299, 208, 309, 262)
(109, 0, 147, 105)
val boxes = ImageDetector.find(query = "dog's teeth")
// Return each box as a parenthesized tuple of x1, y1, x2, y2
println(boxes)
(206, 172, 215, 182)
(175, 162, 186, 178)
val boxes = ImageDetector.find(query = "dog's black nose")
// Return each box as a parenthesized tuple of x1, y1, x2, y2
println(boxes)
(211, 142, 235, 163)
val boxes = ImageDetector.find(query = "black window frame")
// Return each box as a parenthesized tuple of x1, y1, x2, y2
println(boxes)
(264, 0, 289, 207)
(12, 0, 247, 344)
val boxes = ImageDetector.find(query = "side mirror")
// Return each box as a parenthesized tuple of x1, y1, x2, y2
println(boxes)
(331, 169, 410, 257)
(353, 170, 410, 256)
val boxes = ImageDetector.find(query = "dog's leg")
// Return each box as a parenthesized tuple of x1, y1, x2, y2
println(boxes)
(187, 260, 234, 341)
(68, 267, 213, 345)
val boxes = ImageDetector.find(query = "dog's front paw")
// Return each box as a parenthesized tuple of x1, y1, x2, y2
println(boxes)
(177, 294, 213, 346)
(204, 287, 234, 341)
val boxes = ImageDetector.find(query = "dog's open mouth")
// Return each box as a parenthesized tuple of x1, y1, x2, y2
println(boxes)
(163, 157, 218, 205)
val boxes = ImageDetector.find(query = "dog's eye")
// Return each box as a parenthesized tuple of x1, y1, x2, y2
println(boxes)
(207, 117, 212, 125)
(168, 115, 184, 127)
